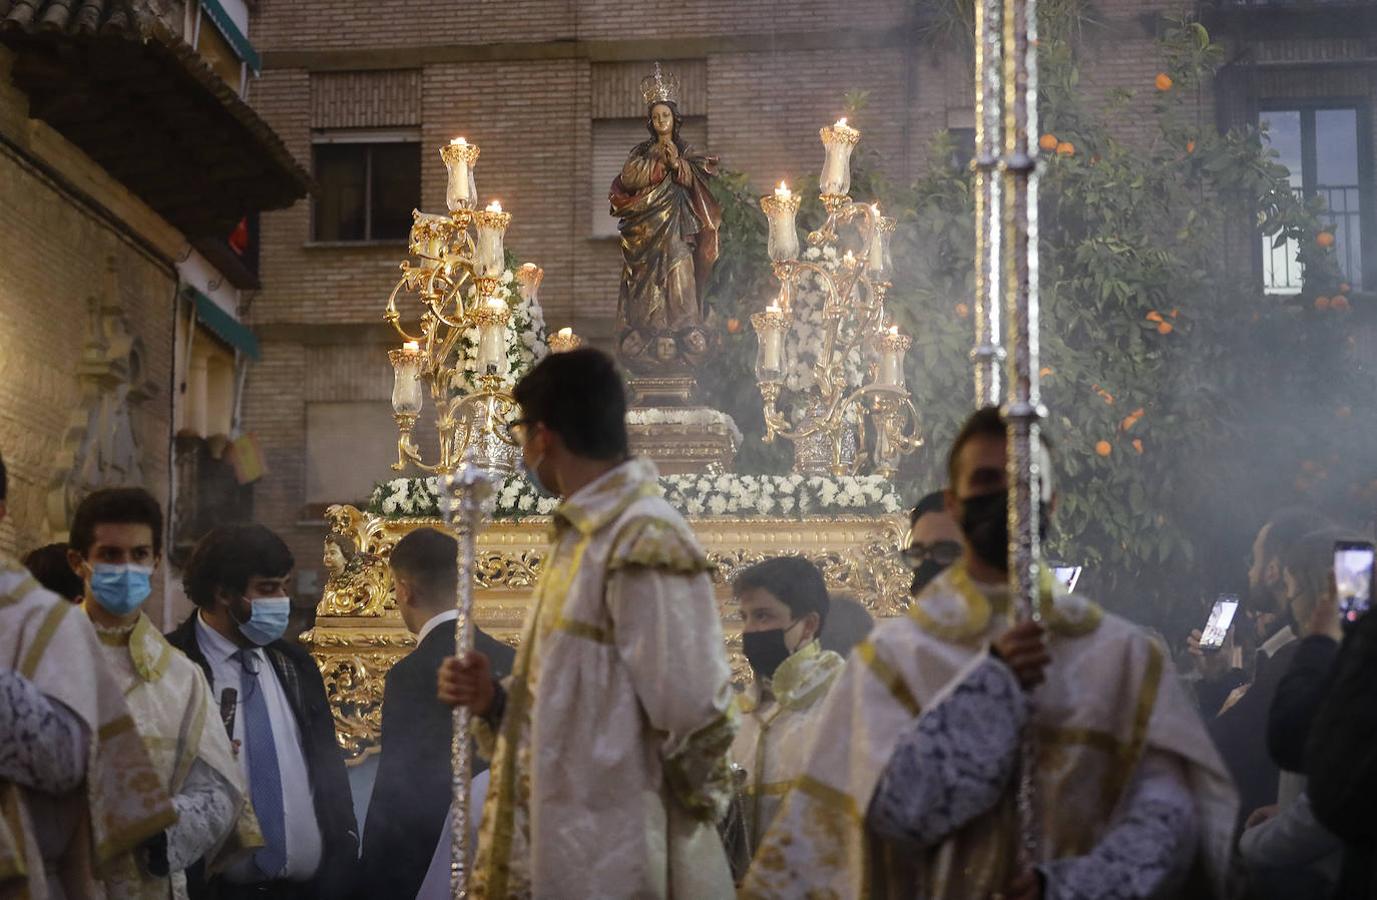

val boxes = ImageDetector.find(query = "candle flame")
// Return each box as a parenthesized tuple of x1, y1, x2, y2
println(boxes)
(403, 341, 420, 352)
(836, 117, 848, 127)
(765, 304, 781, 314)
(557, 327, 573, 338)
(450, 136, 467, 145)
(486, 295, 506, 309)
(521, 262, 538, 270)
(888, 325, 899, 335)
(843, 250, 856, 264)
(486, 200, 503, 213)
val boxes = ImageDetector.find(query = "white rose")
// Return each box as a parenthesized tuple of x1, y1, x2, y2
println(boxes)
(518, 494, 535, 511)
(708, 496, 728, 515)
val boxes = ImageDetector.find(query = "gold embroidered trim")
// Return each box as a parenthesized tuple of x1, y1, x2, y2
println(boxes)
(856, 640, 921, 717)
(606, 513, 712, 575)
(1108, 638, 1164, 800)
(913, 563, 1103, 641)
(1034, 723, 1123, 757)
(743, 780, 793, 797)
(551, 616, 613, 645)
(97, 715, 137, 742)
(791, 774, 862, 823)
(0, 572, 38, 608)
(19, 600, 69, 679)
(95, 806, 180, 866)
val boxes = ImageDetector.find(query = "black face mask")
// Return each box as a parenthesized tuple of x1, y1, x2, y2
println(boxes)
(957, 490, 1050, 572)
(742, 623, 798, 680)
(910, 560, 946, 596)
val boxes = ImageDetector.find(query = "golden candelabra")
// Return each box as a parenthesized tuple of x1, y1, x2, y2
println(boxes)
(751, 120, 922, 479)
(383, 139, 580, 476)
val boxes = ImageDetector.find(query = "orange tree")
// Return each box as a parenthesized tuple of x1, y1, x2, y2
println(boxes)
(702, 16, 1375, 632)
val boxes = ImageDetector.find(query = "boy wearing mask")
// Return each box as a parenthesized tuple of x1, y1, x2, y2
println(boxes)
(69, 488, 255, 898)
(728, 556, 844, 872)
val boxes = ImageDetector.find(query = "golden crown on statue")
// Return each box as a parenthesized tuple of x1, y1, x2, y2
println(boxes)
(640, 62, 679, 106)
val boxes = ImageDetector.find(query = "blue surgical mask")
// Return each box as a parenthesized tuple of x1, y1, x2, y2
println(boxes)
(519, 453, 556, 498)
(89, 564, 153, 616)
(237, 596, 291, 646)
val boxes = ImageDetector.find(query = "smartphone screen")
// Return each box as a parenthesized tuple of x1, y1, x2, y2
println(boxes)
(1051, 565, 1082, 593)
(1334, 541, 1375, 624)
(1199, 595, 1240, 652)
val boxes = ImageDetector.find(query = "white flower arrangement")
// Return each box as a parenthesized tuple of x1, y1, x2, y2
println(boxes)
(367, 471, 905, 521)
(624, 408, 744, 449)
(787, 246, 868, 398)
(449, 267, 549, 395)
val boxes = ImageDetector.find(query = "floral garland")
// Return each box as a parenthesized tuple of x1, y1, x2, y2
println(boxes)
(624, 408, 744, 449)
(367, 471, 905, 520)
(449, 266, 549, 394)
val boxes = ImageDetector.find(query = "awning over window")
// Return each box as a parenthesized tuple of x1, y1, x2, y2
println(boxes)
(186, 287, 261, 361)
(198, 0, 261, 74)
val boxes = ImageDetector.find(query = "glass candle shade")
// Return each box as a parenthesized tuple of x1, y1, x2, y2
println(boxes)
(867, 214, 896, 280)
(389, 343, 426, 415)
(441, 138, 480, 212)
(875, 328, 912, 388)
(409, 211, 450, 264)
(472, 299, 511, 377)
(516, 263, 544, 302)
(761, 186, 802, 262)
(751, 306, 791, 382)
(473, 203, 511, 278)
(819, 119, 861, 196)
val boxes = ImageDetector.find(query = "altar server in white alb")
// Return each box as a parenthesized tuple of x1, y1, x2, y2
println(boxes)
(741, 407, 1239, 900)
(438, 348, 738, 899)
(69, 487, 259, 899)
(0, 454, 179, 899)
(726, 555, 844, 877)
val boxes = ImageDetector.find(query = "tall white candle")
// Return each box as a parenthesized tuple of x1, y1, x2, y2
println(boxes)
(761, 182, 801, 262)
(760, 305, 784, 370)
(389, 344, 425, 415)
(819, 118, 861, 196)
(876, 326, 911, 388)
(867, 212, 896, 278)
(473, 201, 510, 278)
(441, 138, 480, 212)
(475, 296, 510, 376)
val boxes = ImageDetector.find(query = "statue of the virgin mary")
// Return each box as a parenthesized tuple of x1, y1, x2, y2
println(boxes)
(610, 63, 721, 376)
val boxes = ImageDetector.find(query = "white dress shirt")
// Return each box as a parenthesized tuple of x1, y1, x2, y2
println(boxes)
(195, 612, 323, 882)
(416, 608, 458, 645)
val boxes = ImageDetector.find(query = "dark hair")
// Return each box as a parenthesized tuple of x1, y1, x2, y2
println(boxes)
(389, 527, 457, 608)
(513, 348, 629, 460)
(69, 487, 164, 558)
(23, 543, 84, 602)
(1280, 527, 1347, 624)
(910, 490, 947, 526)
(642, 100, 686, 152)
(819, 594, 874, 656)
(183, 524, 294, 608)
(946, 406, 1055, 487)
(734, 556, 830, 631)
(1260, 507, 1333, 567)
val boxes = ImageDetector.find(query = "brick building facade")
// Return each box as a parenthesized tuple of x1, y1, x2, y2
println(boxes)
(0, 0, 306, 625)
(241, 0, 1377, 599)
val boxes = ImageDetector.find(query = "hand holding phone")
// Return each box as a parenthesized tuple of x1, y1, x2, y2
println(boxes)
(1198, 595, 1240, 653)
(1334, 540, 1375, 625)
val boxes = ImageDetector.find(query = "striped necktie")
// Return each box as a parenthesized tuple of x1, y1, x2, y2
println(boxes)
(236, 648, 287, 878)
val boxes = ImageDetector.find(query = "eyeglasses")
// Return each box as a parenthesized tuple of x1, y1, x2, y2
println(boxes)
(504, 417, 532, 443)
(899, 540, 962, 571)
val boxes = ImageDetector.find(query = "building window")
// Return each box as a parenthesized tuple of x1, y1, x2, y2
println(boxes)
(948, 127, 976, 171)
(1260, 104, 1371, 292)
(591, 117, 708, 238)
(312, 135, 421, 242)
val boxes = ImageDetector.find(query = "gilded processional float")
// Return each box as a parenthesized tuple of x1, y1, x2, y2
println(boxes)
(307, 64, 924, 770)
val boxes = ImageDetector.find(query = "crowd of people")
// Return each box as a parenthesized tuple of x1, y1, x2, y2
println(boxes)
(3, 345, 1375, 899)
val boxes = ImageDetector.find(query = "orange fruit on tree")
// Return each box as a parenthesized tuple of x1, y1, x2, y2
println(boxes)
(1339, 282, 1351, 293)
(1056, 141, 1075, 157)
(1155, 73, 1174, 91)
(1039, 133, 1059, 152)
(955, 302, 971, 319)
(726, 318, 741, 334)
(1145, 310, 1164, 323)
(1317, 231, 1336, 248)
(1315, 296, 1332, 311)
(1186, 139, 1196, 154)
(1095, 440, 1113, 457)
(1039, 366, 1054, 378)
(1157, 321, 1174, 335)
(1332, 295, 1351, 311)
(1132, 439, 1144, 454)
